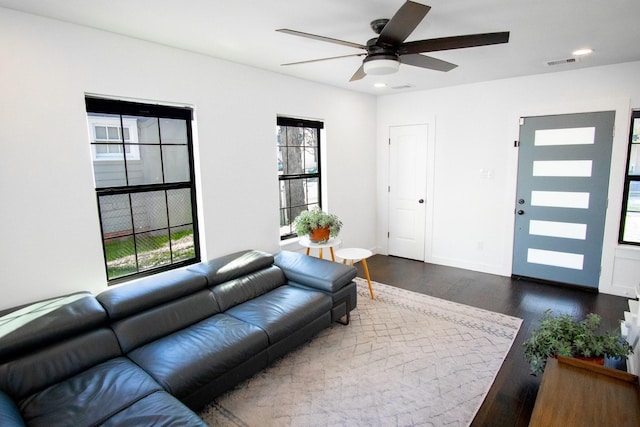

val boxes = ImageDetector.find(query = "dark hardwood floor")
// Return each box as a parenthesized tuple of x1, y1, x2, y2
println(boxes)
(353, 254, 630, 427)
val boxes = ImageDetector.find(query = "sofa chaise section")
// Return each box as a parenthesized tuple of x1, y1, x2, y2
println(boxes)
(0, 292, 205, 427)
(273, 250, 358, 324)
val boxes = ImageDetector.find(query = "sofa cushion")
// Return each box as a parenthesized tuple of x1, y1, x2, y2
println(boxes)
(188, 250, 275, 286)
(110, 289, 220, 353)
(225, 285, 332, 344)
(211, 265, 286, 311)
(274, 251, 357, 292)
(18, 357, 163, 427)
(97, 268, 208, 321)
(0, 328, 122, 400)
(127, 313, 269, 399)
(0, 390, 24, 427)
(100, 390, 207, 427)
(0, 292, 107, 363)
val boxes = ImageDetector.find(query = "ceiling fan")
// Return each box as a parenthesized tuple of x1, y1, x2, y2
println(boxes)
(276, 1, 509, 82)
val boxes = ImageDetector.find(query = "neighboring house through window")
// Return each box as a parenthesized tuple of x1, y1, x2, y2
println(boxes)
(277, 117, 323, 239)
(620, 110, 640, 244)
(86, 96, 200, 282)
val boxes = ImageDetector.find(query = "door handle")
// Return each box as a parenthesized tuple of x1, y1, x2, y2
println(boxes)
(418, 199, 424, 204)
(517, 210, 524, 215)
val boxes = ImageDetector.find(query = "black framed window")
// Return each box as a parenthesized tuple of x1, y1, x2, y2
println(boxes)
(86, 97, 200, 283)
(620, 110, 640, 244)
(277, 117, 323, 239)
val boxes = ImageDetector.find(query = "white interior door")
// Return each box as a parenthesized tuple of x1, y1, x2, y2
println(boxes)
(388, 124, 428, 261)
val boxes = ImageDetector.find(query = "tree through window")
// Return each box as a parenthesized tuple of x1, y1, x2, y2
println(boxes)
(277, 117, 323, 239)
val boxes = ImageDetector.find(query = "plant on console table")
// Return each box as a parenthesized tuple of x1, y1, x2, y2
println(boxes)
(523, 309, 633, 376)
(293, 208, 342, 243)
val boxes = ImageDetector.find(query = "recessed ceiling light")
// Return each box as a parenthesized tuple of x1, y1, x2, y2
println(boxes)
(373, 82, 387, 88)
(572, 48, 593, 56)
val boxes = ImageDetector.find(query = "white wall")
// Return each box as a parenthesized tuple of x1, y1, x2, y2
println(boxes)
(377, 61, 640, 297)
(0, 8, 377, 310)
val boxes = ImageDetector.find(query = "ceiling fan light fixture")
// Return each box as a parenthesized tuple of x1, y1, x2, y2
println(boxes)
(572, 48, 593, 56)
(363, 58, 400, 76)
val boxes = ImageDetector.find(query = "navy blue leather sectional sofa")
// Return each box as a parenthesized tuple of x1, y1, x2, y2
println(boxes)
(0, 250, 357, 426)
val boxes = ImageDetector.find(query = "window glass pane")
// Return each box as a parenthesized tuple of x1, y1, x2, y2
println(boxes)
(160, 118, 188, 144)
(162, 145, 190, 183)
(126, 145, 162, 185)
(94, 157, 127, 188)
(306, 177, 319, 204)
(136, 230, 171, 271)
(167, 188, 192, 227)
(628, 117, 640, 175)
(304, 147, 318, 173)
(107, 126, 120, 140)
(95, 126, 107, 140)
(277, 146, 287, 175)
(104, 236, 136, 280)
(623, 181, 640, 243)
(286, 178, 308, 211)
(130, 191, 168, 232)
(99, 194, 133, 236)
(303, 127, 318, 148)
(170, 225, 195, 262)
(128, 116, 159, 144)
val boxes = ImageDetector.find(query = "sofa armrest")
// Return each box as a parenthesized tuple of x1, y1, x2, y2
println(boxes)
(274, 251, 357, 293)
(0, 390, 25, 427)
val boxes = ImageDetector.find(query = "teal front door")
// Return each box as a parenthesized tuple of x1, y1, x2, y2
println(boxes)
(512, 111, 615, 289)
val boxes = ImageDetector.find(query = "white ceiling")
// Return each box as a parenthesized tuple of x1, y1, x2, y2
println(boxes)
(2, 0, 640, 95)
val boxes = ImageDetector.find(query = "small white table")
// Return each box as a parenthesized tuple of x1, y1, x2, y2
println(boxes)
(298, 237, 342, 261)
(335, 248, 375, 300)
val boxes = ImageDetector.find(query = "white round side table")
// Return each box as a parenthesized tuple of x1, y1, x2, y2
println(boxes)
(335, 248, 375, 299)
(298, 237, 342, 261)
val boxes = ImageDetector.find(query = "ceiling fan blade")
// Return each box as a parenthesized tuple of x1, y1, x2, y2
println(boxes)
(349, 64, 366, 82)
(377, 1, 431, 46)
(400, 53, 458, 72)
(399, 32, 510, 55)
(276, 29, 366, 50)
(282, 53, 366, 66)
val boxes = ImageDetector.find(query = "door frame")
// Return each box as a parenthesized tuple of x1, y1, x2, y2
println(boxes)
(508, 97, 631, 293)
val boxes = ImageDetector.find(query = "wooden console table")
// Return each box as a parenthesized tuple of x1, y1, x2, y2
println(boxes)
(529, 356, 640, 426)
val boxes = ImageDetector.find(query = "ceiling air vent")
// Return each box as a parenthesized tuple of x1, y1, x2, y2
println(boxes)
(546, 57, 579, 67)
(391, 84, 415, 90)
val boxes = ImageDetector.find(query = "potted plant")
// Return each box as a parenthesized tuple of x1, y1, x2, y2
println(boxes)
(523, 309, 633, 375)
(293, 208, 342, 243)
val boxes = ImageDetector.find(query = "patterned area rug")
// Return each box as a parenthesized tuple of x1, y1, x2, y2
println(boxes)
(199, 278, 522, 426)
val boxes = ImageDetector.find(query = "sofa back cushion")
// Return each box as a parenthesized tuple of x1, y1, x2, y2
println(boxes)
(0, 328, 121, 400)
(0, 292, 108, 363)
(187, 250, 275, 286)
(97, 268, 208, 321)
(212, 266, 286, 312)
(109, 289, 219, 353)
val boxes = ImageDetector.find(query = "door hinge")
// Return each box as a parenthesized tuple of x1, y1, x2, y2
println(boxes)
(388, 231, 390, 238)
(388, 185, 390, 192)
(388, 138, 391, 145)
(514, 140, 520, 147)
